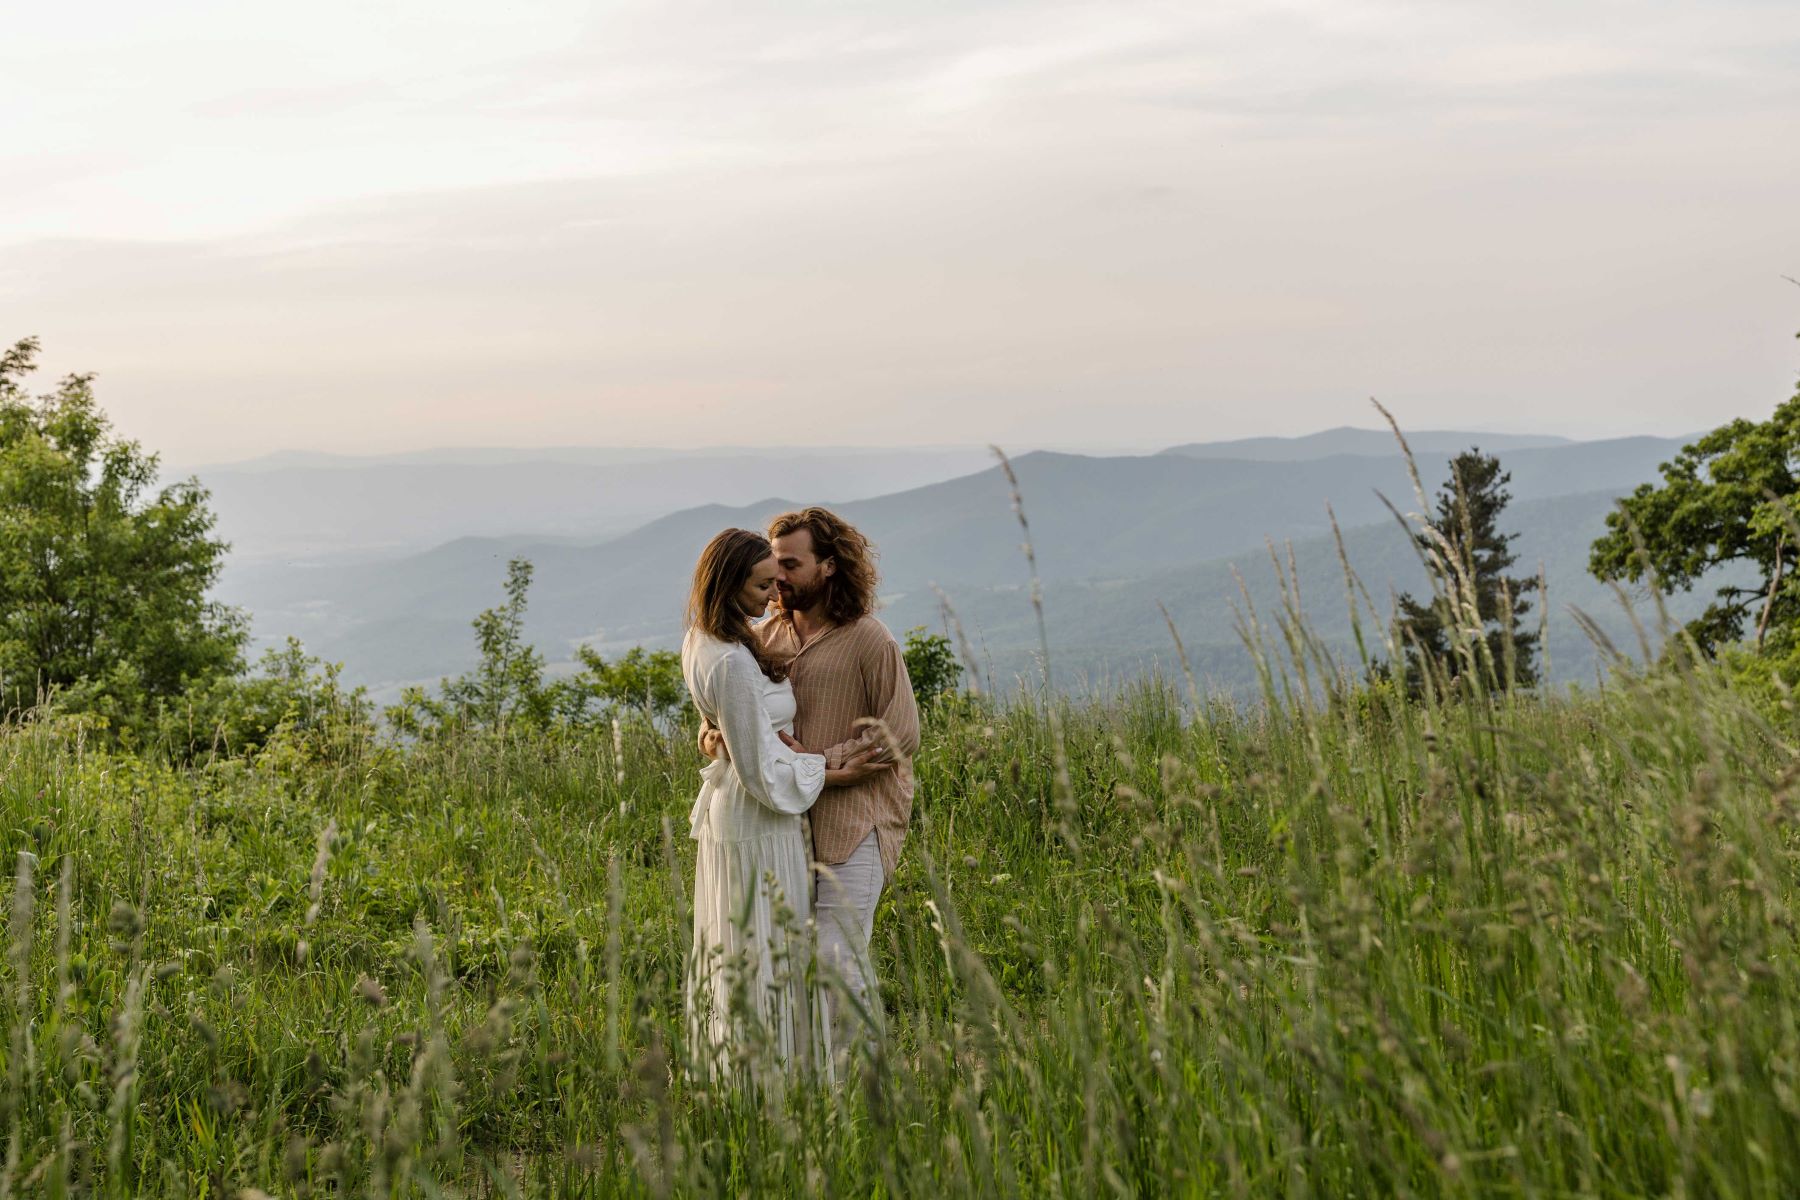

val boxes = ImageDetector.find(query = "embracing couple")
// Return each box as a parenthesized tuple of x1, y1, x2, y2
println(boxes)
(678, 507, 919, 1083)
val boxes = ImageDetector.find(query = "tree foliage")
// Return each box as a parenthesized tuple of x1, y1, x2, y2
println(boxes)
(557, 644, 689, 727)
(1590, 388, 1800, 655)
(154, 637, 378, 765)
(903, 627, 963, 709)
(1391, 449, 1540, 693)
(0, 337, 244, 728)
(387, 557, 688, 739)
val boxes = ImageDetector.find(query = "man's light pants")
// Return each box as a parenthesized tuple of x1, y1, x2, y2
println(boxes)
(815, 830, 884, 1059)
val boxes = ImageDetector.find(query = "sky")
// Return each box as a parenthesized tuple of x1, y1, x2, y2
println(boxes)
(2, 0, 1797, 466)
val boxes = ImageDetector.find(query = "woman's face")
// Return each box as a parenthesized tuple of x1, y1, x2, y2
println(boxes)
(735, 554, 779, 619)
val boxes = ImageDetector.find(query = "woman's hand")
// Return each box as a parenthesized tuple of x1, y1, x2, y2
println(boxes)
(779, 730, 894, 786)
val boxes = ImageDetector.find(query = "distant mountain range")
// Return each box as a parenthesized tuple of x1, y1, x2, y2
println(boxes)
(185, 443, 990, 472)
(193, 448, 997, 562)
(208, 427, 1708, 701)
(1160, 426, 1574, 461)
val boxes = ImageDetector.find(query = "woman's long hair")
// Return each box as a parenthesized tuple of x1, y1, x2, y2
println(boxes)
(686, 528, 785, 681)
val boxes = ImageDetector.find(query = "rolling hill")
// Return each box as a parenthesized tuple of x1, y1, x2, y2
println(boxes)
(212, 432, 1701, 697)
(194, 447, 997, 563)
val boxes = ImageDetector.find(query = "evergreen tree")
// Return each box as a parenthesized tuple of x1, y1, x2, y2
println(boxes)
(1392, 449, 1540, 693)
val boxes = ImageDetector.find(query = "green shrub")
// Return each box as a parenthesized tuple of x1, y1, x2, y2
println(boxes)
(903, 626, 963, 708)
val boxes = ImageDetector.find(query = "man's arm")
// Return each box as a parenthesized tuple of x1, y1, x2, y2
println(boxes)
(818, 631, 921, 770)
(698, 715, 725, 761)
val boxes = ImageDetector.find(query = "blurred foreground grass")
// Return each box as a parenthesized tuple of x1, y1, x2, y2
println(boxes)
(2, 630, 1799, 1196)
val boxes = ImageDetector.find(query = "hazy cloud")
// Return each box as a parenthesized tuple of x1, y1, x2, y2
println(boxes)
(2, 0, 1797, 461)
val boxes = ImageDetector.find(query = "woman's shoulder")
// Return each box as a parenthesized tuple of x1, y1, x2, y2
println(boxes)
(684, 628, 759, 672)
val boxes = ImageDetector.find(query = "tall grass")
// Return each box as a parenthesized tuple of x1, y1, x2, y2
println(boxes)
(0, 575, 1797, 1194)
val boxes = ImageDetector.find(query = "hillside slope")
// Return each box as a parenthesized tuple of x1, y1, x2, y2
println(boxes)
(214, 436, 1698, 693)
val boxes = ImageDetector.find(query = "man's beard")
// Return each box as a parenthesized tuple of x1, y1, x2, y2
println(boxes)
(777, 579, 825, 614)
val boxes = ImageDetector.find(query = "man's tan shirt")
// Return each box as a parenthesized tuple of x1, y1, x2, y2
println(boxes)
(756, 614, 920, 879)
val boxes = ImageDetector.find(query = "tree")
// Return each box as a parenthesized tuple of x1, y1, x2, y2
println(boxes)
(386, 557, 550, 738)
(0, 337, 244, 727)
(1391, 449, 1540, 693)
(551, 645, 689, 728)
(386, 557, 690, 738)
(1590, 388, 1800, 655)
(903, 627, 963, 708)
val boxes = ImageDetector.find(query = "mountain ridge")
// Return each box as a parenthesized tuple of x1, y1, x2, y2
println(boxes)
(213, 433, 1700, 696)
(1161, 425, 1575, 461)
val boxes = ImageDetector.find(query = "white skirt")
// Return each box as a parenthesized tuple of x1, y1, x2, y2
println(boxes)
(687, 778, 831, 1084)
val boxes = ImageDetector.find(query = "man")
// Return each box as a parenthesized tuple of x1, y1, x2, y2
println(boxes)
(701, 506, 919, 1054)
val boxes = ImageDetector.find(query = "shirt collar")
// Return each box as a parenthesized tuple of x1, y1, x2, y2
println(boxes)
(774, 611, 843, 660)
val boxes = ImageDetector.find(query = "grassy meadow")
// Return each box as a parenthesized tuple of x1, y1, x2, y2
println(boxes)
(2, 586, 1799, 1197)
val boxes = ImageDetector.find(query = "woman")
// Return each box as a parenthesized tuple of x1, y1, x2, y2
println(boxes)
(680, 528, 883, 1082)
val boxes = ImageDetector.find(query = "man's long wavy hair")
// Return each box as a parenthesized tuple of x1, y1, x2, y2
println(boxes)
(686, 528, 786, 681)
(768, 507, 879, 625)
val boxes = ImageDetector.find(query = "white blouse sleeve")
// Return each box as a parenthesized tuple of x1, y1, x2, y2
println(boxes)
(706, 648, 825, 816)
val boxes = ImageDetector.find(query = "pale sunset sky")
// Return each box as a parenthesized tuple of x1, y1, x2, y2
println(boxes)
(2, 0, 1797, 465)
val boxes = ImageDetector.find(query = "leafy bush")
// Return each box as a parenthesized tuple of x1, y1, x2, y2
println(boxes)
(553, 644, 690, 728)
(388, 557, 688, 740)
(146, 637, 381, 766)
(903, 626, 963, 708)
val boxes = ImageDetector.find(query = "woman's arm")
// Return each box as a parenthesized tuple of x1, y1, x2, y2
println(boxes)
(779, 731, 896, 787)
(708, 651, 824, 816)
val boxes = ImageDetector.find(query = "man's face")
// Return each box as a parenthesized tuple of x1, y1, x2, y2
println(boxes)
(772, 528, 833, 614)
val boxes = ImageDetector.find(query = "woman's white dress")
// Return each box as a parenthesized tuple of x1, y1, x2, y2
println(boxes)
(681, 628, 829, 1081)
